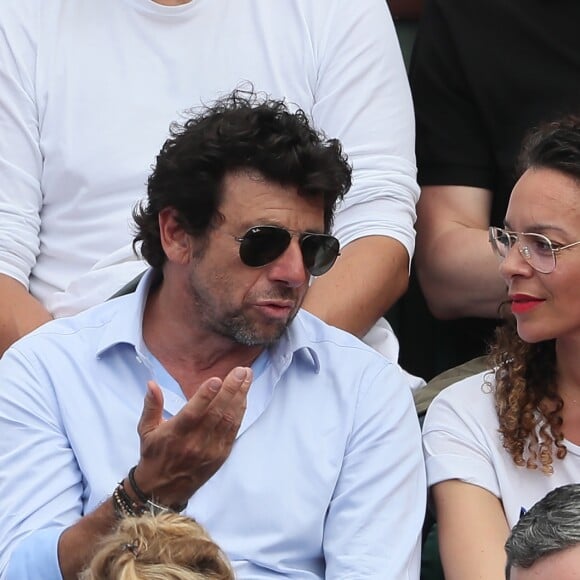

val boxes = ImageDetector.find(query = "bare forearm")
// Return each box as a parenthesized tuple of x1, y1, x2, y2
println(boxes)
(417, 227, 506, 319)
(0, 274, 52, 355)
(434, 481, 510, 580)
(57, 499, 117, 579)
(302, 236, 409, 338)
(416, 185, 506, 319)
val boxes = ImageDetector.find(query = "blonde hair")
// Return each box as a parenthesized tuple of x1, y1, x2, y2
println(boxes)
(80, 512, 234, 580)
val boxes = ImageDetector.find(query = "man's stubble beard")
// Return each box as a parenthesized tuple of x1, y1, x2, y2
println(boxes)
(187, 260, 302, 347)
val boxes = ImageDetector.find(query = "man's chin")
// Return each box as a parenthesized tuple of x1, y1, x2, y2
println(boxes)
(238, 322, 288, 346)
(233, 314, 297, 346)
(220, 306, 300, 346)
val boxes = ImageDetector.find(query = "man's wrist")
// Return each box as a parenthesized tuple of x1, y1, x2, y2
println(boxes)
(112, 480, 145, 518)
(124, 466, 188, 514)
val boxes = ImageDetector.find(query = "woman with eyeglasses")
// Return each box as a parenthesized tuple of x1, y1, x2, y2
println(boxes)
(422, 115, 580, 580)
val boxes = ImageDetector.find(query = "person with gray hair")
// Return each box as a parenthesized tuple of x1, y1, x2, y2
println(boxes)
(505, 484, 580, 580)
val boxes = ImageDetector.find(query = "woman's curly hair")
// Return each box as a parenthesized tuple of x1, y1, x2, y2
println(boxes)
(489, 318, 565, 475)
(488, 114, 580, 474)
(80, 512, 234, 580)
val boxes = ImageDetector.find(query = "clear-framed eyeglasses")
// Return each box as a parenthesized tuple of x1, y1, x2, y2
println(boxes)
(489, 226, 580, 274)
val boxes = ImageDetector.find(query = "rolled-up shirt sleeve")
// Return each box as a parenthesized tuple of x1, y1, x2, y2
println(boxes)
(0, 1, 44, 288)
(4, 528, 64, 580)
(422, 380, 502, 499)
(312, 0, 419, 258)
(0, 347, 83, 579)
(324, 362, 426, 579)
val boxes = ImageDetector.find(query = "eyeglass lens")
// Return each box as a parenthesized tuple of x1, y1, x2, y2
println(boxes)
(239, 226, 339, 276)
(492, 229, 555, 273)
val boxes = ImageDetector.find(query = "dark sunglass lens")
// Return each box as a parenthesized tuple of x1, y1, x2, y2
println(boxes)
(301, 234, 340, 276)
(239, 226, 291, 267)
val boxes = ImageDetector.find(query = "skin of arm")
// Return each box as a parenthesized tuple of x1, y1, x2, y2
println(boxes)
(57, 369, 251, 580)
(415, 185, 507, 320)
(0, 274, 53, 355)
(303, 235, 409, 338)
(433, 479, 510, 580)
(57, 500, 117, 580)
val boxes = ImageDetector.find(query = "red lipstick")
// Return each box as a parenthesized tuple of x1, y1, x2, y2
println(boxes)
(510, 294, 544, 314)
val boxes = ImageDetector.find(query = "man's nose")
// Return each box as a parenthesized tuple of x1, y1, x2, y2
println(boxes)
(267, 238, 309, 288)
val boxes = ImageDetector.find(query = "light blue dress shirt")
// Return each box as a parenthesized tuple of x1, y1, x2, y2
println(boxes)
(0, 271, 425, 579)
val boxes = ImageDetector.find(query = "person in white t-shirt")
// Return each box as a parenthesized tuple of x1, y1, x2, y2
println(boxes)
(423, 115, 580, 579)
(0, 0, 420, 374)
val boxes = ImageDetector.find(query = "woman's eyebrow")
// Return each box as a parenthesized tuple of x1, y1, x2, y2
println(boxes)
(504, 221, 568, 235)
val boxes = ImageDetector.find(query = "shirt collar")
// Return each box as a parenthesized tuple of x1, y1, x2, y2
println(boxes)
(96, 268, 321, 372)
(270, 311, 321, 374)
(96, 269, 157, 357)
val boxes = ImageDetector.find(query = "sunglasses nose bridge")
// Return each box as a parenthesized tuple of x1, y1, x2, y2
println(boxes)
(268, 235, 310, 286)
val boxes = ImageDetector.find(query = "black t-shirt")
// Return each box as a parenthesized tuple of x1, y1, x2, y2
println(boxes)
(400, 0, 580, 379)
(412, 0, 580, 224)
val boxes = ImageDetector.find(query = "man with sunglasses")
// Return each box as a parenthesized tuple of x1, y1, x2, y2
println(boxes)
(0, 91, 425, 580)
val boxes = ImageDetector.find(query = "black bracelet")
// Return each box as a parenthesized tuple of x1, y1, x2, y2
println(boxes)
(128, 466, 150, 504)
(128, 465, 188, 514)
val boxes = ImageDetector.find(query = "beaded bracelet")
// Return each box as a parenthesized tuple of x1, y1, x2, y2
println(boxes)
(128, 466, 188, 514)
(112, 482, 144, 519)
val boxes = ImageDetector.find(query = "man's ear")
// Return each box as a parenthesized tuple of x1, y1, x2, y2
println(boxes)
(158, 207, 193, 264)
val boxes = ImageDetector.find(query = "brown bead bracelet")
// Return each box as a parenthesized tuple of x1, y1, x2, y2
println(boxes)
(112, 482, 145, 519)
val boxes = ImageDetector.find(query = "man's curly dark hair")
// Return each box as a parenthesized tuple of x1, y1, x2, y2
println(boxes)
(489, 114, 580, 474)
(133, 89, 352, 269)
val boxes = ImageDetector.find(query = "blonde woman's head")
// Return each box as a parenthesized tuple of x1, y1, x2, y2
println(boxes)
(80, 512, 234, 580)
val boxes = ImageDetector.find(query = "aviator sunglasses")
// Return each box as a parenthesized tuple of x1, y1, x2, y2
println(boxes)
(230, 225, 340, 277)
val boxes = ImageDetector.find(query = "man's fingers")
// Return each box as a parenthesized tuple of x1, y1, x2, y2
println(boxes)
(136, 370, 252, 501)
(227, 366, 252, 419)
(137, 380, 165, 437)
(173, 367, 251, 434)
(171, 375, 222, 435)
(228, 366, 253, 396)
(205, 366, 252, 429)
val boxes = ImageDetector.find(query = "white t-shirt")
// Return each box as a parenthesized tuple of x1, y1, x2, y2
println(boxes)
(423, 370, 580, 527)
(0, 0, 419, 369)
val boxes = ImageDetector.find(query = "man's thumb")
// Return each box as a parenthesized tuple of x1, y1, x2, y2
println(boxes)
(138, 380, 164, 436)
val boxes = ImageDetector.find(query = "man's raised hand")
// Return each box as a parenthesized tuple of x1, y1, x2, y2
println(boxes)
(132, 366, 252, 508)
